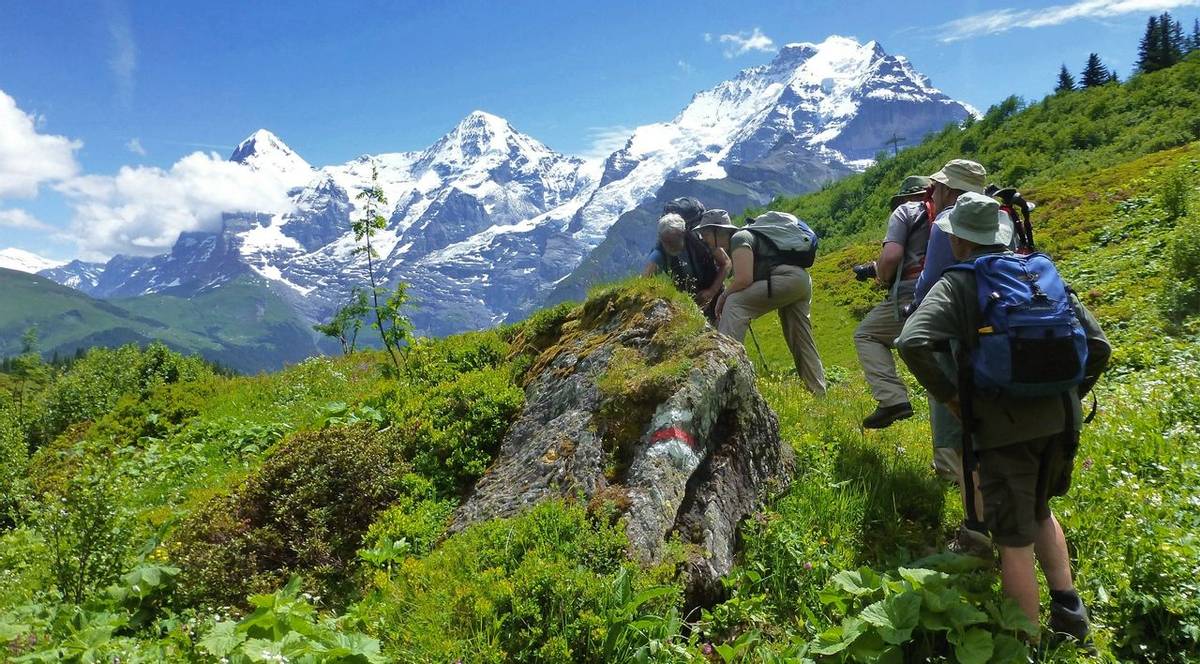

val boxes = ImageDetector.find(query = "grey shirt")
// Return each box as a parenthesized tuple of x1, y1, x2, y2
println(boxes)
(730, 229, 780, 282)
(897, 253, 1110, 450)
(883, 201, 931, 278)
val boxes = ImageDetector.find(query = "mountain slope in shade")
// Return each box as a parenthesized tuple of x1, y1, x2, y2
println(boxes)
(38, 35, 973, 345)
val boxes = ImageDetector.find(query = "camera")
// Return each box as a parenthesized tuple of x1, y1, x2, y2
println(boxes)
(852, 262, 877, 282)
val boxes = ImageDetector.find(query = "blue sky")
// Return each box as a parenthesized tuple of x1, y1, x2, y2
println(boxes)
(2, 0, 1197, 261)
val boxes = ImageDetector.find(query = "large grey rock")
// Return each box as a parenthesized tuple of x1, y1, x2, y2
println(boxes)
(453, 287, 792, 606)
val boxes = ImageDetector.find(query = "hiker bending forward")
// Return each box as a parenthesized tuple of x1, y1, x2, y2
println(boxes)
(696, 212, 827, 395)
(897, 192, 1110, 641)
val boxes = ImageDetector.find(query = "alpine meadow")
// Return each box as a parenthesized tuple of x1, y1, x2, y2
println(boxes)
(2, 6, 1200, 664)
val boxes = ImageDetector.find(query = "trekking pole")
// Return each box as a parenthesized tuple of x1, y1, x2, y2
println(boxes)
(956, 346, 984, 530)
(747, 322, 770, 373)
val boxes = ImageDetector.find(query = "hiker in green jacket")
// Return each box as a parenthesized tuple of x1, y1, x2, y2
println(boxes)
(897, 192, 1110, 645)
(695, 211, 827, 396)
(853, 175, 932, 429)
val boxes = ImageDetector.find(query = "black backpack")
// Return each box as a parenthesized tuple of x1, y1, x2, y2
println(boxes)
(663, 231, 720, 296)
(663, 197, 706, 231)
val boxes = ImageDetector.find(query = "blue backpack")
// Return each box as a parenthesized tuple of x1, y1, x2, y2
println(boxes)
(946, 253, 1088, 398)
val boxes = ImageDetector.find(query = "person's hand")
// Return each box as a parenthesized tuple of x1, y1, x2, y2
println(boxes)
(715, 292, 728, 321)
(696, 287, 716, 308)
(945, 398, 962, 421)
(852, 262, 877, 282)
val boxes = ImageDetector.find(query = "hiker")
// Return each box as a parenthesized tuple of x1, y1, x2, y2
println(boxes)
(695, 211, 827, 395)
(643, 201, 730, 322)
(852, 175, 933, 429)
(897, 192, 1110, 644)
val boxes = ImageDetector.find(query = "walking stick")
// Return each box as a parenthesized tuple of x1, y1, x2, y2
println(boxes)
(747, 322, 770, 373)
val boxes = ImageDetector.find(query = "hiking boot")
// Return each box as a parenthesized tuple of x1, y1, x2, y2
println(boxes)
(862, 402, 914, 429)
(946, 525, 993, 560)
(1049, 597, 1095, 652)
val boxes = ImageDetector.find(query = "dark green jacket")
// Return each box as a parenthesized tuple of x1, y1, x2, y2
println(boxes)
(896, 253, 1110, 450)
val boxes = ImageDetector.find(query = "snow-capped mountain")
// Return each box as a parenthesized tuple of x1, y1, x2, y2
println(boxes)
(0, 248, 65, 274)
(40, 36, 973, 342)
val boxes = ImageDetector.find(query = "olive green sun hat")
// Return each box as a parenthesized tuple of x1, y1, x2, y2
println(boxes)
(890, 175, 932, 208)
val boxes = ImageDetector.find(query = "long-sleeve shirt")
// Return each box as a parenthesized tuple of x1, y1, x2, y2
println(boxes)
(897, 251, 1111, 450)
(911, 206, 1018, 308)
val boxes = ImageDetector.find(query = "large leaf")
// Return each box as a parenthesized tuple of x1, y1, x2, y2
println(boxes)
(198, 621, 246, 658)
(811, 617, 868, 655)
(949, 627, 994, 664)
(860, 592, 922, 645)
(986, 600, 1038, 635)
(988, 634, 1028, 663)
(831, 568, 884, 597)
(898, 567, 950, 589)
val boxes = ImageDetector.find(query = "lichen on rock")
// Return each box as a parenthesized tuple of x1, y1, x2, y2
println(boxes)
(455, 276, 792, 607)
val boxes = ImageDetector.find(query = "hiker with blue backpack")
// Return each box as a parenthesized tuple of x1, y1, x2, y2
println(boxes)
(897, 192, 1110, 646)
(694, 211, 827, 396)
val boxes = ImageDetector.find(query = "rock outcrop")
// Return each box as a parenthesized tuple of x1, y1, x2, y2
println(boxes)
(454, 281, 792, 606)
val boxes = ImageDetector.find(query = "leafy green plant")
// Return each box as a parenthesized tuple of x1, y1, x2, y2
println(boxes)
(314, 287, 371, 355)
(198, 576, 385, 663)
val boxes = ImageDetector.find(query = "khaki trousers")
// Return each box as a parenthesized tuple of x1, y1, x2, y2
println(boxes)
(853, 281, 914, 408)
(718, 265, 827, 395)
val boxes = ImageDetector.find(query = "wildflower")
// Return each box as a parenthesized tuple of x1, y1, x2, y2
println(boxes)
(702, 643, 714, 656)
(1082, 458, 1094, 471)
(803, 561, 813, 571)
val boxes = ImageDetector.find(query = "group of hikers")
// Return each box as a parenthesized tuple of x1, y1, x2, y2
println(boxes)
(643, 159, 1111, 649)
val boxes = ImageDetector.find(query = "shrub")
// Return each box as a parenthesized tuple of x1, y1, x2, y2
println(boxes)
(360, 474, 454, 560)
(404, 330, 509, 386)
(1160, 213, 1200, 325)
(34, 464, 138, 605)
(36, 343, 212, 447)
(0, 404, 29, 526)
(356, 501, 682, 663)
(1159, 166, 1192, 221)
(389, 366, 524, 495)
(168, 425, 409, 609)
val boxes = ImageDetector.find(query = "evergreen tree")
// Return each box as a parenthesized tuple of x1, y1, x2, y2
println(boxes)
(1108, 69, 1120, 84)
(1055, 64, 1076, 92)
(1190, 18, 1200, 53)
(1138, 15, 1163, 72)
(1080, 53, 1109, 87)
(1168, 13, 1187, 58)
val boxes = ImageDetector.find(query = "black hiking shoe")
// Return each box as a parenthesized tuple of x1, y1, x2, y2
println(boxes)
(1049, 597, 1095, 653)
(862, 402, 914, 429)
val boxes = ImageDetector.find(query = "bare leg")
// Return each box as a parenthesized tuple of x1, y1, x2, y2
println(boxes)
(999, 544, 1041, 625)
(1034, 514, 1074, 592)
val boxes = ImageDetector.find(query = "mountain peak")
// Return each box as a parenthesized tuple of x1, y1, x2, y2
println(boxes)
(0, 247, 66, 274)
(230, 129, 312, 176)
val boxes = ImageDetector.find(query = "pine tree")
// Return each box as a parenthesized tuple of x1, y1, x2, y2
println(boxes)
(1190, 18, 1200, 53)
(1080, 53, 1109, 87)
(1138, 15, 1163, 72)
(1054, 64, 1076, 92)
(1108, 69, 1119, 84)
(1168, 14, 1186, 59)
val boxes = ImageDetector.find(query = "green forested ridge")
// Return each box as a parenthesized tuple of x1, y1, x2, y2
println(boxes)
(1, 58, 1199, 663)
(0, 270, 323, 374)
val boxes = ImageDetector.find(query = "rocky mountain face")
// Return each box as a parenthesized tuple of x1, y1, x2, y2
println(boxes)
(37, 36, 973, 346)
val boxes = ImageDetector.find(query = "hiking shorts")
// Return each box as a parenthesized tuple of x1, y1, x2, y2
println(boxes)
(976, 432, 1077, 547)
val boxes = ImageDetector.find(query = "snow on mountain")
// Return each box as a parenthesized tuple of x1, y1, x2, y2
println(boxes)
(42, 36, 973, 340)
(0, 248, 65, 274)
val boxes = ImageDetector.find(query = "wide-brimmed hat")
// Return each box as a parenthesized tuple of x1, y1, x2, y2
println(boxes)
(929, 159, 987, 194)
(890, 175, 932, 207)
(694, 209, 738, 233)
(935, 191, 1013, 246)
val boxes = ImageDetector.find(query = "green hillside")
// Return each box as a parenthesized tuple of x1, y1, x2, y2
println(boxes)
(1, 58, 1199, 663)
(0, 270, 322, 373)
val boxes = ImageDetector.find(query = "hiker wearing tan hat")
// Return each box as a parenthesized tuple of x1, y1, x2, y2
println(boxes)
(852, 175, 933, 429)
(898, 191, 1110, 646)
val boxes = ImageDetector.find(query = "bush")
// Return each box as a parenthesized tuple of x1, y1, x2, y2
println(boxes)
(356, 501, 682, 663)
(34, 464, 138, 605)
(1160, 213, 1200, 325)
(404, 330, 509, 386)
(360, 474, 454, 560)
(36, 343, 212, 447)
(389, 366, 524, 495)
(168, 425, 410, 609)
(1159, 167, 1192, 221)
(0, 404, 29, 526)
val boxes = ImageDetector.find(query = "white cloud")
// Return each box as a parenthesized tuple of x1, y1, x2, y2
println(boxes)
(0, 208, 51, 231)
(718, 28, 775, 58)
(126, 137, 147, 156)
(0, 90, 81, 198)
(108, 4, 137, 106)
(939, 0, 1200, 42)
(579, 125, 636, 162)
(57, 151, 295, 259)
(677, 59, 694, 75)
(703, 32, 713, 43)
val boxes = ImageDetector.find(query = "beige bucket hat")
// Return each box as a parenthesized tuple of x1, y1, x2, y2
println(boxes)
(694, 209, 739, 233)
(929, 159, 987, 194)
(935, 191, 1013, 246)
